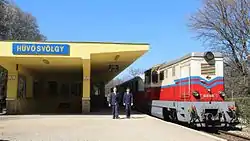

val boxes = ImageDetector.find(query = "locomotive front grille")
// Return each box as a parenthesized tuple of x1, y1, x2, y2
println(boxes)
(201, 63, 215, 75)
(205, 109, 218, 117)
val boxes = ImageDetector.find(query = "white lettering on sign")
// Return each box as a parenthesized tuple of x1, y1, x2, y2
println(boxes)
(8, 75, 16, 80)
(83, 76, 90, 80)
(203, 94, 214, 98)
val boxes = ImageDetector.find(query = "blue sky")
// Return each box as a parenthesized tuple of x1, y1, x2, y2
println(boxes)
(15, 0, 205, 79)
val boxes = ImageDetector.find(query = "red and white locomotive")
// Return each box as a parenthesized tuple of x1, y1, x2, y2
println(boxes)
(117, 52, 239, 128)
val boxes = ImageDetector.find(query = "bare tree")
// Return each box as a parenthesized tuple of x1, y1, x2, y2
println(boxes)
(189, 0, 249, 96)
(0, 0, 46, 41)
(105, 78, 123, 95)
(128, 67, 144, 77)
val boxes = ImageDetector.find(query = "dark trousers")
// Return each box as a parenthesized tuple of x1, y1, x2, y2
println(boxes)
(0, 103, 2, 112)
(112, 105, 119, 118)
(125, 104, 131, 118)
(0, 100, 4, 113)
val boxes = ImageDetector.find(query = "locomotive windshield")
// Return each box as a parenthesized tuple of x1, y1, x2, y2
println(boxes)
(145, 70, 151, 84)
(152, 71, 158, 83)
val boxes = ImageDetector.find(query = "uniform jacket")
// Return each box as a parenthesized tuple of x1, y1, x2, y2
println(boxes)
(109, 92, 120, 106)
(123, 92, 133, 105)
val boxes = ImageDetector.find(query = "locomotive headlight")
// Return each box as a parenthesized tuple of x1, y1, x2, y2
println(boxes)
(204, 51, 215, 61)
(192, 91, 200, 97)
(207, 89, 211, 93)
(228, 105, 237, 111)
(219, 91, 226, 97)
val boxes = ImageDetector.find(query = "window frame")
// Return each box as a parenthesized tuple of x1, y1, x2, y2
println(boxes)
(152, 71, 158, 83)
(159, 71, 164, 80)
(165, 69, 168, 78)
(172, 66, 176, 76)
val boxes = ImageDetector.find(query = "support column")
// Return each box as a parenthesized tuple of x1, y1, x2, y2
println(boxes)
(82, 59, 91, 113)
(0, 63, 19, 114)
(100, 81, 106, 107)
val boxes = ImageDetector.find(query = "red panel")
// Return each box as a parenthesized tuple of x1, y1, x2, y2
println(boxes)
(157, 84, 224, 102)
(159, 86, 176, 101)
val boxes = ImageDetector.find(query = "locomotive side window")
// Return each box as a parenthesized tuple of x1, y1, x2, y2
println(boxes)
(152, 71, 158, 83)
(135, 80, 138, 92)
(201, 63, 215, 75)
(160, 71, 164, 80)
(145, 70, 151, 84)
(172, 66, 176, 76)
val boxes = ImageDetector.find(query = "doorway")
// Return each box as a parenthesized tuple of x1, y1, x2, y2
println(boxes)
(0, 65, 8, 114)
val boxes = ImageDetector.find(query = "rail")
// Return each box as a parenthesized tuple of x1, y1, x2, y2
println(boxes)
(218, 130, 250, 141)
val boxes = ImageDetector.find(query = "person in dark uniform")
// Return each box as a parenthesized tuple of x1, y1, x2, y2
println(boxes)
(123, 87, 133, 118)
(109, 87, 120, 119)
(0, 87, 3, 113)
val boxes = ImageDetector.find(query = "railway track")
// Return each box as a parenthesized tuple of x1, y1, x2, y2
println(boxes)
(211, 130, 250, 141)
(138, 109, 250, 141)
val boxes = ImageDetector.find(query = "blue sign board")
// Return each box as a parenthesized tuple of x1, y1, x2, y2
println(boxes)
(12, 43, 70, 55)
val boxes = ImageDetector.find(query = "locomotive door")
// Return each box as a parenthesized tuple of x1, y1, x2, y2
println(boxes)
(0, 65, 8, 113)
(180, 64, 191, 101)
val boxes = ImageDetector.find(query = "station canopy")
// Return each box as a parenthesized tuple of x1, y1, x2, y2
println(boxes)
(0, 41, 149, 83)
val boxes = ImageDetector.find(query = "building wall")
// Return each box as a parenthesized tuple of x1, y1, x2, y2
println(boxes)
(0, 41, 149, 114)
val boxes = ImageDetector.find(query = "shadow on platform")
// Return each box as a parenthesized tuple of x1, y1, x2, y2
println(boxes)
(87, 108, 144, 115)
(3, 108, 145, 116)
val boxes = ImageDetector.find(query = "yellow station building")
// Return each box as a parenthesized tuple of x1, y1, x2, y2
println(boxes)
(0, 41, 149, 114)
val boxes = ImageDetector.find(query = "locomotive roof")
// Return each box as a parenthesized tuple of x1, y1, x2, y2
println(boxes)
(147, 52, 223, 71)
(117, 75, 144, 87)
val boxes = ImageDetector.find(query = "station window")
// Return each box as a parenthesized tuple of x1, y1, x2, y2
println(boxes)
(71, 82, 82, 97)
(152, 71, 158, 83)
(160, 71, 164, 80)
(33, 81, 39, 98)
(71, 83, 78, 96)
(172, 66, 176, 76)
(60, 83, 70, 98)
(93, 85, 100, 96)
(78, 82, 83, 96)
(17, 75, 26, 98)
(48, 81, 58, 97)
(165, 69, 168, 78)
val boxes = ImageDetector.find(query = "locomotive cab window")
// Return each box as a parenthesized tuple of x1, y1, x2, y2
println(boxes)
(160, 71, 164, 80)
(145, 70, 151, 84)
(152, 71, 158, 83)
(172, 66, 176, 76)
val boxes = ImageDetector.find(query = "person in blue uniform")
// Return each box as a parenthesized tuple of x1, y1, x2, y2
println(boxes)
(109, 87, 120, 119)
(123, 87, 133, 118)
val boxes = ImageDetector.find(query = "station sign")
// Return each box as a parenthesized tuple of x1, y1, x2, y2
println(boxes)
(8, 75, 16, 80)
(83, 76, 90, 80)
(12, 43, 70, 55)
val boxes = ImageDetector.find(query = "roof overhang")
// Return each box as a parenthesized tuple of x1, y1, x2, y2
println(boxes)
(91, 50, 147, 83)
(0, 41, 149, 83)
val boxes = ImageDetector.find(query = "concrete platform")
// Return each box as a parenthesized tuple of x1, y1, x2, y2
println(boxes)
(0, 111, 226, 141)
